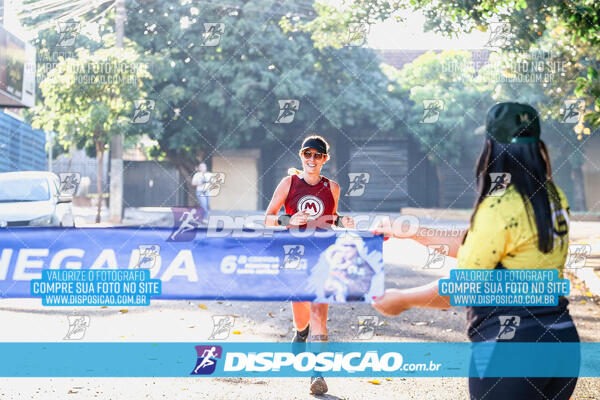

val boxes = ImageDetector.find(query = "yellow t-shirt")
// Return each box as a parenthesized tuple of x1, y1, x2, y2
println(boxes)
(457, 184, 570, 273)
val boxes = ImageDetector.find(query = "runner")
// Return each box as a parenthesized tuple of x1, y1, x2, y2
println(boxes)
(372, 102, 580, 400)
(264, 135, 354, 395)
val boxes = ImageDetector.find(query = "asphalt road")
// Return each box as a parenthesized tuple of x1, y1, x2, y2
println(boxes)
(0, 238, 599, 399)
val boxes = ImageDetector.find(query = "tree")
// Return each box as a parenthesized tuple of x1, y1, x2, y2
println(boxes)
(383, 50, 494, 205)
(30, 48, 154, 222)
(296, 0, 600, 130)
(124, 0, 406, 204)
(481, 50, 590, 210)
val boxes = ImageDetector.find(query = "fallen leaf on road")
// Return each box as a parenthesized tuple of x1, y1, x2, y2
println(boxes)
(268, 312, 275, 318)
(368, 379, 380, 385)
(198, 304, 208, 309)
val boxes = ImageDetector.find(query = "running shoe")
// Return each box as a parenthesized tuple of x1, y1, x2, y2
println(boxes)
(310, 376, 328, 395)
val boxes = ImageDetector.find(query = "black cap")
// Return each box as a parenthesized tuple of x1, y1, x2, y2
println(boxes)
(486, 102, 540, 144)
(301, 137, 328, 154)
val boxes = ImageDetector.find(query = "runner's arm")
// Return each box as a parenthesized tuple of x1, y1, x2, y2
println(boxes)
(372, 280, 451, 316)
(265, 176, 292, 226)
(330, 180, 354, 228)
(372, 218, 466, 258)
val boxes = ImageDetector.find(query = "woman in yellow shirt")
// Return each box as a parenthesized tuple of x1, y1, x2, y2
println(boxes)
(373, 102, 579, 400)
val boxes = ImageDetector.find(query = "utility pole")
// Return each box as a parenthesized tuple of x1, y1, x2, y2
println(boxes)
(109, 0, 125, 223)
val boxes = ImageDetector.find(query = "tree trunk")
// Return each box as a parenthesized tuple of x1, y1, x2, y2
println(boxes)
(96, 141, 104, 223)
(571, 165, 587, 212)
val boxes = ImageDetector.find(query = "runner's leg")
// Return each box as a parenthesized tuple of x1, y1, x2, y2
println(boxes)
(291, 301, 310, 331)
(309, 302, 329, 394)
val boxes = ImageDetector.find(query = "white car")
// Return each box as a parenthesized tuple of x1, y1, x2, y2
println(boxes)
(0, 171, 75, 227)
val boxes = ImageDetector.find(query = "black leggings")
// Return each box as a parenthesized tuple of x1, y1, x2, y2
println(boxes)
(468, 306, 580, 400)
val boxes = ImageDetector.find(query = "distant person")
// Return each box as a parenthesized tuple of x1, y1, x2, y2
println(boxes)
(373, 103, 579, 400)
(192, 162, 210, 223)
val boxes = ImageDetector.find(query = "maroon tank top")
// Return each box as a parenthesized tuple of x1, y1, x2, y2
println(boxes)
(284, 174, 336, 228)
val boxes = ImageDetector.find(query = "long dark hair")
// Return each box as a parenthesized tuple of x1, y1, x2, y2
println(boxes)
(466, 138, 565, 253)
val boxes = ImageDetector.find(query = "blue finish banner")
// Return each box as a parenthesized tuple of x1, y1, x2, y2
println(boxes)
(0, 227, 383, 302)
(0, 342, 596, 377)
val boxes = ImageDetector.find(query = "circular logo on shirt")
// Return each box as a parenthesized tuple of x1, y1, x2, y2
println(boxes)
(297, 195, 324, 220)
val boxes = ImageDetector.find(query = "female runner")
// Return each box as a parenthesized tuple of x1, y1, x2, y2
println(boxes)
(265, 135, 354, 395)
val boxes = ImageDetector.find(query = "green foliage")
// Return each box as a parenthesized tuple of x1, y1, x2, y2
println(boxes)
(301, 0, 600, 130)
(31, 47, 152, 156)
(124, 0, 405, 172)
(383, 50, 494, 166)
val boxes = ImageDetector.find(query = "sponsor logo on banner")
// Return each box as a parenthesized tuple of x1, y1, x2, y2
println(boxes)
(191, 345, 223, 375)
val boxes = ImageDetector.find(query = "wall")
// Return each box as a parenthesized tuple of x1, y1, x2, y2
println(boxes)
(210, 149, 260, 211)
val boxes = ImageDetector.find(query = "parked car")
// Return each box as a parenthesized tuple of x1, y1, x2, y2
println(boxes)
(0, 171, 75, 227)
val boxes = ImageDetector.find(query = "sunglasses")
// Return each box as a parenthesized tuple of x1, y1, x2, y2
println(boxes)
(302, 150, 325, 161)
